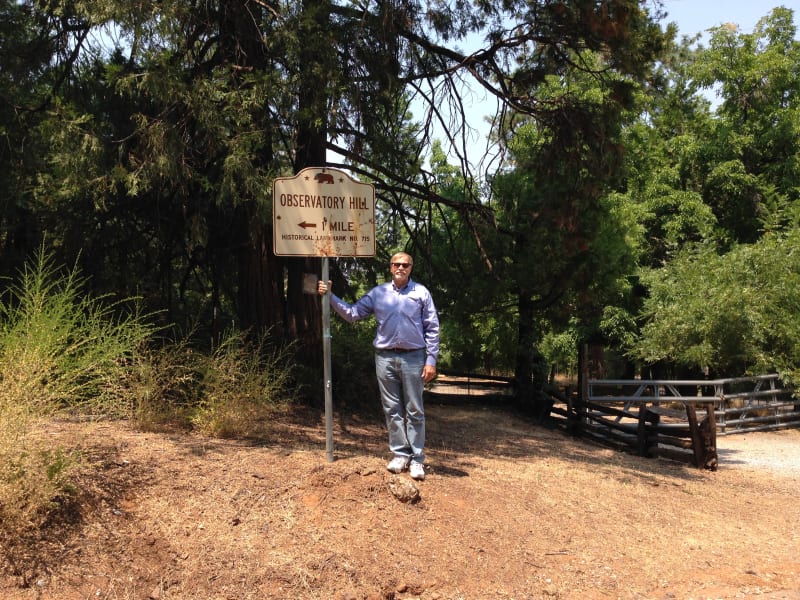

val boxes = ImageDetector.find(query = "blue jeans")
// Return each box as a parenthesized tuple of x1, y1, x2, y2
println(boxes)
(375, 349, 426, 463)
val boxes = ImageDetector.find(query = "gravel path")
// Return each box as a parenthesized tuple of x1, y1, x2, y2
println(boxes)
(717, 428, 800, 475)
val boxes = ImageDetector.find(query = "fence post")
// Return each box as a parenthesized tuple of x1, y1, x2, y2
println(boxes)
(637, 404, 659, 457)
(685, 402, 717, 470)
(702, 402, 718, 470)
(685, 403, 702, 468)
(572, 342, 590, 434)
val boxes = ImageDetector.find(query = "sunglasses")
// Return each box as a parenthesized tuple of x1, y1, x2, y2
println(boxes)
(391, 262, 411, 268)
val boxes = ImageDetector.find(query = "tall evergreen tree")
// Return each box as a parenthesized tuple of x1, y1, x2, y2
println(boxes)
(2, 1, 667, 379)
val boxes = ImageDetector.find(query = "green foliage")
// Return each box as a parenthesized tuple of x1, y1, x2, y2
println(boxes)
(614, 7, 800, 380)
(419, 142, 515, 373)
(632, 231, 800, 380)
(539, 328, 579, 379)
(691, 7, 800, 242)
(327, 317, 381, 411)
(9, 0, 800, 406)
(1, 0, 674, 361)
(486, 45, 656, 403)
(441, 308, 518, 375)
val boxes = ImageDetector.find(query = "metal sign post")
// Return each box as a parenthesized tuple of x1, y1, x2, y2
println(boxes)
(321, 256, 334, 462)
(272, 167, 375, 463)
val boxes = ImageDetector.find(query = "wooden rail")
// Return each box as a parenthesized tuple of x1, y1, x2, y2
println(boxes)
(427, 369, 799, 470)
(575, 382, 717, 469)
(572, 374, 800, 469)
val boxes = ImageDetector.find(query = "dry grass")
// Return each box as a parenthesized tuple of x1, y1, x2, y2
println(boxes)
(1, 401, 799, 600)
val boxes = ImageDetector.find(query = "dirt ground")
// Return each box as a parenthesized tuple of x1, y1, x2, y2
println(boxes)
(2, 394, 799, 600)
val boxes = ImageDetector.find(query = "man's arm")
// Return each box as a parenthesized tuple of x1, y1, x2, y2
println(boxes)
(422, 289, 440, 382)
(318, 279, 373, 323)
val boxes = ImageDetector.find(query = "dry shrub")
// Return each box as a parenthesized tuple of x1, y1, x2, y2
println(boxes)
(0, 387, 81, 562)
(123, 329, 296, 436)
(0, 248, 296, 570)
(123, 339, 204, 430)
(0, 247, 151, 549)
(190, 330, 296, 438)
(0, 343, 78, 559)
(0, 431, 79, 536)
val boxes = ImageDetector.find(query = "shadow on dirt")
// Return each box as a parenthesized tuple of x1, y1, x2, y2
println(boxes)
(325, 398, 711, 484)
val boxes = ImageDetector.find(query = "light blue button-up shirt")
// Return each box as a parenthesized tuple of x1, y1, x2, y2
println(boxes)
(329, 279, 440, 366)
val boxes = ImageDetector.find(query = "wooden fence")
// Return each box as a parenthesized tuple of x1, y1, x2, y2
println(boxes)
(428, 370, 800, 470)
(568, 374, 800, 469)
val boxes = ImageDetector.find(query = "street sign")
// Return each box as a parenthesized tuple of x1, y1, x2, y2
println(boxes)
(272, 166, 376, 462)
(273, 167, 376, 257)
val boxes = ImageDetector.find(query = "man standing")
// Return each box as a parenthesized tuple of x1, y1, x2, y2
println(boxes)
(318, 252, 439, 480)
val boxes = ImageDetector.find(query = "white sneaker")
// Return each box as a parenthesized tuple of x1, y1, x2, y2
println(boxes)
(387, 457, 410, 473)
(409, 461, 425, 481)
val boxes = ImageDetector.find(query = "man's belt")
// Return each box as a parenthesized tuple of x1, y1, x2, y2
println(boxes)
(379, 347, 424, 353)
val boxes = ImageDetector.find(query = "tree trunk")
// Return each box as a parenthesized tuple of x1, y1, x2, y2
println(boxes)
(222, 0, 330, 361)
(281, 0, 333, 363)
(237, 224, 285, 338)
(211, 0, 286, 338)
(514, 289, 549, 418)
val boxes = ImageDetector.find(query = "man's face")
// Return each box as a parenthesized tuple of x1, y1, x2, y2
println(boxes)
(389, 254, 412, 286)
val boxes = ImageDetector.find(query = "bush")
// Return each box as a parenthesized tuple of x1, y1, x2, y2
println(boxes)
(325, 317, 380, 410)
(0, 247, 154, 541)
(540, 328, 579, 380)
(123, 337, 205, 430)
(0, 247, 297, 552)
(189, 330, 296, 437)
(0, 247, 155, 415)
(632, 231, 800, 381)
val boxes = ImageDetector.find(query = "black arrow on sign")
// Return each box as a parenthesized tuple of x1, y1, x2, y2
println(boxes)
(298, 221, 316, 229)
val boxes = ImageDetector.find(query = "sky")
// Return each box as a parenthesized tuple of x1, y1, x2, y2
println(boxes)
(660, 0, 800, 40)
